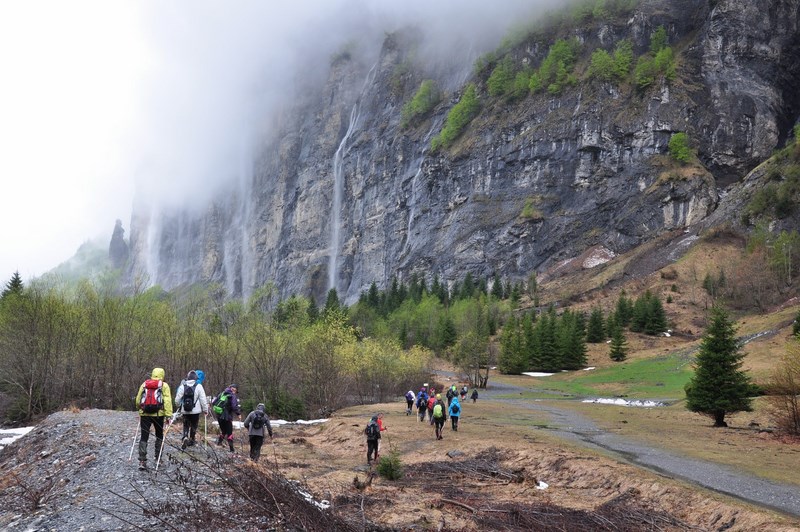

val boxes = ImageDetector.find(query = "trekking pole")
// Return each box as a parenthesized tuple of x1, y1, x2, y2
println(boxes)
(204, 414, 208, 448)
(271, 438, 279, 473)
(155, 413, 178, 472)
(127, 418, 140, 461)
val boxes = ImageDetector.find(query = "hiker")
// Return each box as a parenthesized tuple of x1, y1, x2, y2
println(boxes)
(426, 393, 437, 423)
(194, 369, 205, 384)
(213, 383, 241, 452)
(174, 370, 208, 450)
(376, 412, 387, 458)
(135, 367, 173, 470)
(449, 395, 461, 431)
(365, 415, 381, 465)
(416, 388, 428, 422)
(405, 390, 415, 415)
(460, 385, 468, 401)
(243, 403, 273, 462)
(432, 394, 447, 440)
(445, 385, 456, 408)
(471, 389, 479, 403)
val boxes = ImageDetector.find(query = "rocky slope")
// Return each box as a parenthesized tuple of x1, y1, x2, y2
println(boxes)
(126, 0, 800, 304)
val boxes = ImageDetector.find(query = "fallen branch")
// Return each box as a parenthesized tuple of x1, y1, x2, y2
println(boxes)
(440, 498, 476, 514)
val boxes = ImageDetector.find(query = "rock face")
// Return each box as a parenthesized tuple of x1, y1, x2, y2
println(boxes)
(127, 0, 800, 304)
(108, 220, 129, 270)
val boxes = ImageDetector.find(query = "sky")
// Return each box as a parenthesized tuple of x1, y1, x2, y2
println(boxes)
(0, 0, 554, 284)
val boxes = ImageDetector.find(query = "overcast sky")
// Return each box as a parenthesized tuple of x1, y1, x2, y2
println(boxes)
(0, 0, 554, 284)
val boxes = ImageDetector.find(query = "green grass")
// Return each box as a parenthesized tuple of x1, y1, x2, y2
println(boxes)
(497, 354, 694, 400)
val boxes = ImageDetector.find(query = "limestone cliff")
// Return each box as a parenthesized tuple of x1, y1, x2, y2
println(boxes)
(127, 0, 800, 304)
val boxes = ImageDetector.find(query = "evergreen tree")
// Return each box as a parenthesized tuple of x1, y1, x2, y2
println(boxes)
(644, 295, 668, 335)
(461, 272, 475, 299)
(499, 315, 526, 374)
(367, 282, 380, 308)
(306, 297, 320, 322)
(609, 325, 628, 361)
(558, 309, 587, 370)
(491, 273, 504, 299)
(685, 307, 754, 427)
(1, 271, 23, 300)
(510, 282, 521, 303)
(615, 290, 632, 327)
(504, 279, 513, 300)
(436, 314, 458, 350)
(629, 291, 651, 332)
(586, 307, 605, 343)
(398, 321, 409, 349)
(324, 288, 340, 315)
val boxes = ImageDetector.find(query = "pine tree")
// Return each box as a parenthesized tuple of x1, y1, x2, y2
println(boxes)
(491, 273, 504, 299)
(307, 297, 320, 322)
(644, 295, 668, 335)
(586, 307, 605, 343)
(367, 282, 380, 308)
(436, 314, 457, 350)
(685, 307, 754, 427)
(609, 325, 628, 361)
(499, 315, 526, 373)
(1, 271, 23, 300)
(324, 288, 340, 315)
(615, 290, 632, 327)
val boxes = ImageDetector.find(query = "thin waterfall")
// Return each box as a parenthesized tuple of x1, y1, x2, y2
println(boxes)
(403, 122, 440, 256)
(328, 63, 378, 291)
(145, 203, 162, 287)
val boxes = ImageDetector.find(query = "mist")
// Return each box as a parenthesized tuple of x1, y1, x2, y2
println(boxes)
(131, 0, 560, 212)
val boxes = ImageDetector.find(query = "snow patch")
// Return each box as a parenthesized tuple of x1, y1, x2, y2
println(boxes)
(582, 367, 596, 371)
(0, 426, 34, 450)
(582, 398, 666, 407)
(522, 372, 557, 377)
(582, 247, 615, 269)
(536, 480, 549, 490)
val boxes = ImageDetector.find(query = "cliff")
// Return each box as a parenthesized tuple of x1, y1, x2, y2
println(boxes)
(127, 0, 800, 304)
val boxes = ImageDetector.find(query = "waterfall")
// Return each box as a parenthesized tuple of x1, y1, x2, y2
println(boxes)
(144, 203, 162, 287)
(328, 63, 377, 292)
(403, 122, 439, 257)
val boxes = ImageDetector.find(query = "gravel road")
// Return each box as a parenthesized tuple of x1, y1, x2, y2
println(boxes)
(478, 377, 800, 518)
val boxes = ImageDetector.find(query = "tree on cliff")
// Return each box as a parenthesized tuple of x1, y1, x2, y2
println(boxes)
(685, 306, 753, 427)
(1, 271, 23, 300)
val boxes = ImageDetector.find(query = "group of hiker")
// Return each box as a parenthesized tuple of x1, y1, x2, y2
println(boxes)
(134, 367, 273, 471)
(368, 382, 479, 464)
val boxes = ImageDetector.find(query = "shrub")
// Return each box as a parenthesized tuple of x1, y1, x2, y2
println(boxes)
(487, 57, 515, 98)
(634, 56, 657, 90)
(650, 25, 669, 54)
(766, 342, 800, 435)
(589, 49, 615, 81)
(430, 84, 480, 151)
(668, 132, 692, 163)
(530, 38, 580, 95)
(401, 80, 441, 128)
(520, 198, 544, 221)
(376, 447, 403, 480)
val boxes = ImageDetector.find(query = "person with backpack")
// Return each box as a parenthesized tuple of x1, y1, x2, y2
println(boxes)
(404, 390, 415, 415)
(243, 403, 273, 462)
(426, 393, 437, 423)
(135, 367, 173, 470)
(460, 385, 468, 401)
(375, 412, 387, 459)
(432, 394, 447, 440)
(471, 389, 479, 403)
(213, 383, 241, 452)
(416, 388, 428, 422)
(445, 385, 456, 408)
(448, 395, 461, 431)
(174, 370, 208, 450)
(364, 415, 381, 465)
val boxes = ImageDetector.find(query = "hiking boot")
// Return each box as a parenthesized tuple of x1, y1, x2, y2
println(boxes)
(138, 460, 148, 471)
(181, 437, 188, 450)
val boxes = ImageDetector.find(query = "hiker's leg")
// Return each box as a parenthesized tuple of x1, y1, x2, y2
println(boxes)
(138, 416, 152, 461)
(227, 434, 235, 452)
(153, 416, 165, 458)
(187, 414, 199, 440)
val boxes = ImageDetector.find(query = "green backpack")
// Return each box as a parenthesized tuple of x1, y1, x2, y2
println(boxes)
(212, 391, 230, 416)
(433, 403, 443, 419)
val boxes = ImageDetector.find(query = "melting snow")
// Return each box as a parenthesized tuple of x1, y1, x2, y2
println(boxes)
(0, 426, 34, 450)
(536, 480, 549, 490)
(522, 372, 557, 377)
(582, 398, 666, 407)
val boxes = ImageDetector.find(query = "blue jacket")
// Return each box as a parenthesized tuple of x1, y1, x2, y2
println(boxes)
(448, 397, 461, 418)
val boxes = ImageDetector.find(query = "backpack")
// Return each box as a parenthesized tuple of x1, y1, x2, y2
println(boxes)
(364, 420, 380, 440)
(433, 403, 444, 419)
(446, 388, 455, 400)
(451, 403, 460, 415)
(140, 379, 164, 414)
(181, 383, 196, 412)
(252, 411, 265, 430)
(212, 391, 230, 416)
(416, 392, 427, 408)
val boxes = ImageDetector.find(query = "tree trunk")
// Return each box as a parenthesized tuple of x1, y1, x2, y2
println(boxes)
(713, 411, 728, 427)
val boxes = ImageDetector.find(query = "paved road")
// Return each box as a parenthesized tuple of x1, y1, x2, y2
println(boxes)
(455, 374, 800, 517)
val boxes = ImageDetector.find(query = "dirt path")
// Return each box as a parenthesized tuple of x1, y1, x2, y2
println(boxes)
(478, 376, 800, 518)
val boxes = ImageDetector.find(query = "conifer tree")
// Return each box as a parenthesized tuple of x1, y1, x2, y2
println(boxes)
(307, 297, 320, 322)
(499, 315, 526, 373)
(324, 288, 341, 315)
(685, 306, 754, 427)
(609, 324, 628, 361)
(586, 306, 605, 343)
(615, 290, 632, 327)
(491, 273, 504, 299)
(645, 294, 668, 335)
(1, 271, 23, 300)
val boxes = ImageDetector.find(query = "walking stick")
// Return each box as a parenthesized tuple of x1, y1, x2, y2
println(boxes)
(127, 418, 140, 461)
(204, 413, 208, 448)
(155, 414, 178, 472)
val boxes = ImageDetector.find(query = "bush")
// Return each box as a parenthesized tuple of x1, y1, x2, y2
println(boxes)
(487, 57, 515, 98)
(530, 38, 580, 95)
(376, 447, 403, 480)
(668, 132, 692, 163)
(401, 80, 441, 128)
(766, 342, 800, 435)
(431, 84, 480, 151)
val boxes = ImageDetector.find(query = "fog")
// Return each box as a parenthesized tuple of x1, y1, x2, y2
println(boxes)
(0, 0, 563, 281)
